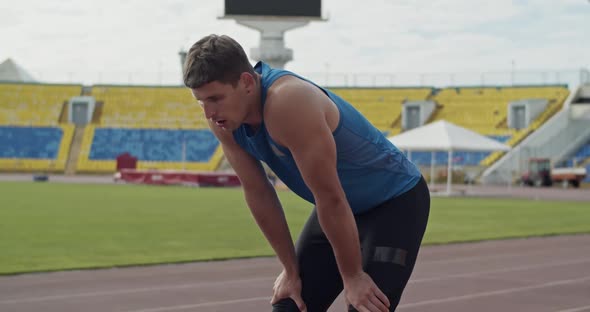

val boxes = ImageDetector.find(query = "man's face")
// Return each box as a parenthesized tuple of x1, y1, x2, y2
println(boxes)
(192, 79, 247, 132)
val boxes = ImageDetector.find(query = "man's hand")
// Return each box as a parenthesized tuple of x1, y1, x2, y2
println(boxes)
(344, 272, 390, 312)
(270, 269, 307, 312)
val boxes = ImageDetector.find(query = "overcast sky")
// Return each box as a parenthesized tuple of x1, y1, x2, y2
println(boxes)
(1, 0, 589, 86)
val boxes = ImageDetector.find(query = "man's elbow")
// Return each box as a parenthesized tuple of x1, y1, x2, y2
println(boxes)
(242, 178, 275, 198)
(315, 193, 349, 215)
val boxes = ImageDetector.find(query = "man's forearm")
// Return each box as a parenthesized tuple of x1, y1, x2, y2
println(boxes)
(244, 186, 299, 275)
(316, 199, 363, 280)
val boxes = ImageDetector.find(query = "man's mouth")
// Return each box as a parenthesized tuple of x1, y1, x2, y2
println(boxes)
(215, 120, 226, 127)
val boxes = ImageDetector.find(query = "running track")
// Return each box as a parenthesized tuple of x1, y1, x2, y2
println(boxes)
(1, 235, 589, 312)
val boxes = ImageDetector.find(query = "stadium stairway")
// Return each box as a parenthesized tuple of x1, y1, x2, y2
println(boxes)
(424, 103, 442, 125)
(65, 125, 85, 175)
(481, 95, 568, 167)
(481, 85, 590, 185)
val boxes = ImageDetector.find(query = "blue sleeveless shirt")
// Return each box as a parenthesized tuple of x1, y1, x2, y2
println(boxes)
(232, 62, 421, 214)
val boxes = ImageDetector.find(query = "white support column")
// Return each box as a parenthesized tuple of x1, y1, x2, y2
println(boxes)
(430, 151, 435, 185)
(447, 150, 453, 194)
(235, 19, 310, 69)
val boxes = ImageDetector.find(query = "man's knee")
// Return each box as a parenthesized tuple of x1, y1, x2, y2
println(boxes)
(272, 298, 300, 312)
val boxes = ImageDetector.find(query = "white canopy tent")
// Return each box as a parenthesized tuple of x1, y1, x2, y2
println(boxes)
(388, 120, 511, 194)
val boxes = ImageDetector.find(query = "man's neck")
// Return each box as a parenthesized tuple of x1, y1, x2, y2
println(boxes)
(243, 73, 263, 130)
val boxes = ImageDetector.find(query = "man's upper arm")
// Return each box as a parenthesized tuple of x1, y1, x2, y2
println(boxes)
(265, 82, 346, 206)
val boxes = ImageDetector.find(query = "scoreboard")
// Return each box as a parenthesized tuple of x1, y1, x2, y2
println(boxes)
(224, 0, 321, 18)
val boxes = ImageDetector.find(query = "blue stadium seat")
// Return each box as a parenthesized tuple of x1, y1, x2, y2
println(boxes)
(574, 142, 590, 159)
(555, 159, 575, 168)
(406, 151, 490, 166)
(557, 139, 590, 168)
(0, 126, 62, 159)
(89, 128, 219, 162)
(403, 136, 510, 166)
(487, 135, 511, 143)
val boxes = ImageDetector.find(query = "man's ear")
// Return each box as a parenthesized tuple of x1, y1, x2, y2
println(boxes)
(240, 72, 256, 92)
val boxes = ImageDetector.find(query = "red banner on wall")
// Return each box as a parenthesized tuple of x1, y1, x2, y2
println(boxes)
(116, 169, 241, 187)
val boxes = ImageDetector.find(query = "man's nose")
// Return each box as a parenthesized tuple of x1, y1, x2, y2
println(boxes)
(203, 103, 216, 120)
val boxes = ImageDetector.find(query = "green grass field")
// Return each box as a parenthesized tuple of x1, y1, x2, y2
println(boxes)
(1, 181, 589, 275)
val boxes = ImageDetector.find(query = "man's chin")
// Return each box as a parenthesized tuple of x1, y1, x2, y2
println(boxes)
(220, 124, 236, 131)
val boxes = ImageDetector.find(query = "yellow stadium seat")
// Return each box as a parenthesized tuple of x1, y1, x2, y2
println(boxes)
(432, 86, 569, 138)
(91, 86, 207, 129)
(328, 88, 432, 131)
(0, 83, 81, 125)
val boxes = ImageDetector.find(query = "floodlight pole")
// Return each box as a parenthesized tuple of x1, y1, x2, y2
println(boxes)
(179, 51, 187, 69)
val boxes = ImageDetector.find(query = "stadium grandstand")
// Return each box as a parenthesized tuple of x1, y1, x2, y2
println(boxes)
(326, 87, 432, 136)
(76, 85, 222, 173)
(0, 82, 80, 172)
(1, 56, 589, 187)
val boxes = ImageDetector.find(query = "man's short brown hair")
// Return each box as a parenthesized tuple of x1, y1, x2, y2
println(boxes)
(183, 34, 255, 89)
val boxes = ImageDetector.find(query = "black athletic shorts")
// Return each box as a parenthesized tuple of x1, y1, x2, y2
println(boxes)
(272, 176, 430, 312)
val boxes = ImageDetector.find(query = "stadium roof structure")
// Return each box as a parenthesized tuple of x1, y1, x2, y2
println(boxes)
(388, 120, 510, 194)
(0, 58, 37, 83)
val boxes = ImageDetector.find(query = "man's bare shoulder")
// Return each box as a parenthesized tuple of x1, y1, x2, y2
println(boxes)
(263, 75, 340, 147)
(265, 75, 326, 118)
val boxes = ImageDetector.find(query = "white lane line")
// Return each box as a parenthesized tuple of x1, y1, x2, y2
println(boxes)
(555, 305, 590, 312)
(420, 240, 582, 258)
(418, 246, 590, 265)
(108, 275, 590, 312)
(2, 257, 588, 305)
(123, 296, 271, 312)
(399, 275, 590, 309)
(0, 260, 278, 285)
(410, 258, 590, 283)
(0, 277, 273, 304)
(3, 245, 587, 287)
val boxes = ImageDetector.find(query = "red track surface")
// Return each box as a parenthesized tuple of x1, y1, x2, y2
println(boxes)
(2, 235, 589, 312)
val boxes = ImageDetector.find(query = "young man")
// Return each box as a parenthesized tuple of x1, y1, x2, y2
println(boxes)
(183, 34, 430, 312)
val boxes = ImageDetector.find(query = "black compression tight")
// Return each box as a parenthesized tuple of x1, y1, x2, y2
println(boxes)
(272, 177, 430, 312)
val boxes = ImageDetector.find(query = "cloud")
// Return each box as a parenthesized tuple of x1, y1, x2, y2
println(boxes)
(0, 0, 587, 86)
